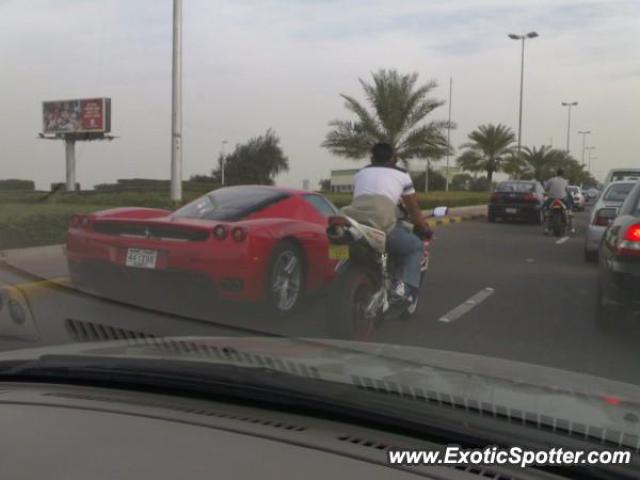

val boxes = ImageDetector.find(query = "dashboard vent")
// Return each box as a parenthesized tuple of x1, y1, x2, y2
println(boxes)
(350, 374, 640, 454)
(64, 319, 322, 382)
(42, 392, 307, 432)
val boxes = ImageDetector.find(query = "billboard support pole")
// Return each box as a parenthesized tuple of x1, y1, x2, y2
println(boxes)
(170, 0, 183, 202)
(65, 137, 77, 192)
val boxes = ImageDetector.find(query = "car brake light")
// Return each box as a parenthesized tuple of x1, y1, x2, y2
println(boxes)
(625, 224, 640, 241)
(213, 225, 228, 240)
(522, 192, 537, 203)
(593, 208, 617, 226)
(616, 223, 640, 257)
(231, 227, 247, 242)
(71, 215, 91, 229)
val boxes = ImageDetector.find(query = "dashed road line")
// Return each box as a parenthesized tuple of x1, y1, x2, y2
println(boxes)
(556, 236, 570, 244)
(438, 287, 495, 323)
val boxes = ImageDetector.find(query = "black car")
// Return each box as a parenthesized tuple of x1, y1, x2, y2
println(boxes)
(597, 180, 640, 327)
(488, 180, 545, 224)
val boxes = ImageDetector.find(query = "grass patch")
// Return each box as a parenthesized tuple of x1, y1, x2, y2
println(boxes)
(0, 189, 487, 250)
(324, 191, 488, 209)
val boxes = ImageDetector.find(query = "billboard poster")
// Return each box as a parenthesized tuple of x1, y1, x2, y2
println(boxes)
(42, 98, 111, 135)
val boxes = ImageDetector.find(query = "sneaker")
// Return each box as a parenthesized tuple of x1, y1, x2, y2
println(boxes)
(390, 281, 416, 305)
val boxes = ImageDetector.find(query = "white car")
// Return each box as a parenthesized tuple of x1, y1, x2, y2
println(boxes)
(584, 180, 638, 261)
(603, 168, 640, 187)
(567, 186, 585, 211)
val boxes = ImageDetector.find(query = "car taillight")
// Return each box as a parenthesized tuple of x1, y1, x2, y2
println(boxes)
(617, 223, 640, 257)
(490, 192, 502, 202)
(70, 214, 91, 229)
(213, 225, 228, 240)
(522, 192, 537, 203)
(231, 227, 247, 242)
(593, 208, 617, 227)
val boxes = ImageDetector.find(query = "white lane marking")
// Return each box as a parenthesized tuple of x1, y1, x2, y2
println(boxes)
(438, 287, 495, 323)
(556, 236, 570, 244)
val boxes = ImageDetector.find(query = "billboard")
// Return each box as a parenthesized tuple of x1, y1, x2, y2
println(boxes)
(42, 97, 111, 135)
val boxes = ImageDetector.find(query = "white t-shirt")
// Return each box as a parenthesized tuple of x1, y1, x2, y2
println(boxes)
(352, 166, 416, 204)
(545, 176, 569, 199)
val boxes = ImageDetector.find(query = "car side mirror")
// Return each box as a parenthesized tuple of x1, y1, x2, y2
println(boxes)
(433, 206, 449, 218)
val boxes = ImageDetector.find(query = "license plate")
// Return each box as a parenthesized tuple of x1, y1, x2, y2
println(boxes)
(328, 244, 350, 261)
(125, 248, 158, 269)
(505, 208, 517, 214)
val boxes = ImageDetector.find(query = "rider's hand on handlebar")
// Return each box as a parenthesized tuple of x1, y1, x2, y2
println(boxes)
(415, 223, 433, 241)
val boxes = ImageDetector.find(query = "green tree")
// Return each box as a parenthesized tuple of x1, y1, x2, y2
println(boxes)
(318, 178, 331, 192)
(517, 145, 564, 181)
(322, 69, 451, 168)
(450, 173, 473, 191)
(456, 124, 516, 188)
(214, 129, 289, 186)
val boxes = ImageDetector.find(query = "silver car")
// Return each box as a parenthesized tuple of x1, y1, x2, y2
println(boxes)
(584, 180, 638, 261)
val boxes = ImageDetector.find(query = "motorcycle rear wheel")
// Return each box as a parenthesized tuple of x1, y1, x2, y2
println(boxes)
(327, 266, 379, 340)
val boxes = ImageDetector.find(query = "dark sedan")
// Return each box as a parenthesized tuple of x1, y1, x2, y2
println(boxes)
(488, 180, 545, 224)
(597, 180, 640, 327)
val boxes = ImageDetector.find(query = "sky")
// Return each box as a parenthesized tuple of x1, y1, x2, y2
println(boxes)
(0, 0, 638, 190)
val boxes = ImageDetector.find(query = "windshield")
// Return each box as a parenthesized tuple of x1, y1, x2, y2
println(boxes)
(2, 1, 639, 475)
(173, 187, 289, 221)
(611, 171, 640, 182)
(603, 183, 635, 202)
(496, 182, 535, 193)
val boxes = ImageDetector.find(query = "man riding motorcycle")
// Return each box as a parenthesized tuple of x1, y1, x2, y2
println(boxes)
(543, 168, 575, 234)
(340, 143, 433, 304)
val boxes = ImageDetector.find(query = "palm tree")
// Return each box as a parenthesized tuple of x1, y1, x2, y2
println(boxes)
(456, 124, 516, 187)
(322, 69, 450, 168)
(519, 145, 562, 181)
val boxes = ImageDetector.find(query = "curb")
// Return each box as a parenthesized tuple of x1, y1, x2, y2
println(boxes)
(427, 213, 486, 228)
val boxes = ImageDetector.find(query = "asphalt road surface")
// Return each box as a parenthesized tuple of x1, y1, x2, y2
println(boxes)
(1, 210, 638, 385)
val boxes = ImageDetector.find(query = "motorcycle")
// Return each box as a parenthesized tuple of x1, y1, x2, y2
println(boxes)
(325, 206, 447, 340)
(546, 198, 571, 237)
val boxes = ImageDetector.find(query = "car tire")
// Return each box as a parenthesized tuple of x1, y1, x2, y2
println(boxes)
(584, 248, 598, 263)
(596, 281, 629, 331)
(533, 210, 544, 225)
(266, 240, 305, 316)
(327, 265, 378, 340)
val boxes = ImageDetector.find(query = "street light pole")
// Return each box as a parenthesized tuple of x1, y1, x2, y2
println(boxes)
(445, 77, 452, 192)
(508, 31, 538, 155)
(577, 130, 591, 166)
(561, 101, 578, 153)
(220, 140, 228, 186)
(170, 0, 183, 202)
(585, 146, 596, 173)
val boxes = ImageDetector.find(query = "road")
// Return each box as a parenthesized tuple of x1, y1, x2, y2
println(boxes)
(1, 209, 638, 385)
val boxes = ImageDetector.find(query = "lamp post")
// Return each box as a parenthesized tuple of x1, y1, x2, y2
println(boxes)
(561, 101, 578, 153)
(170, 0, 183, 202)
(445, 77, 452, 192)
(585, 146, 596, 173)
(577, 130, 591, 166)
(508, 31, 539, 155)
(220, 140, 228, 186)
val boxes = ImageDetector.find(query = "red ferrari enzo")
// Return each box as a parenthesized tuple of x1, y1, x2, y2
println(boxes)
(66, 186, 340, 313)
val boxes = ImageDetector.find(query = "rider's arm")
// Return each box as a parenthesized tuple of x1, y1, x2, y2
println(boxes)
(402, 193, 432, 238)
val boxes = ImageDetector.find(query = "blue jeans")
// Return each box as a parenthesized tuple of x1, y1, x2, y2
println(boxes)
(386, 224, 424, 289)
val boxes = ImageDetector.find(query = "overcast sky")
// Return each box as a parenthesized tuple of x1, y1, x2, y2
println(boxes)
(0, 0, 638, 190)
